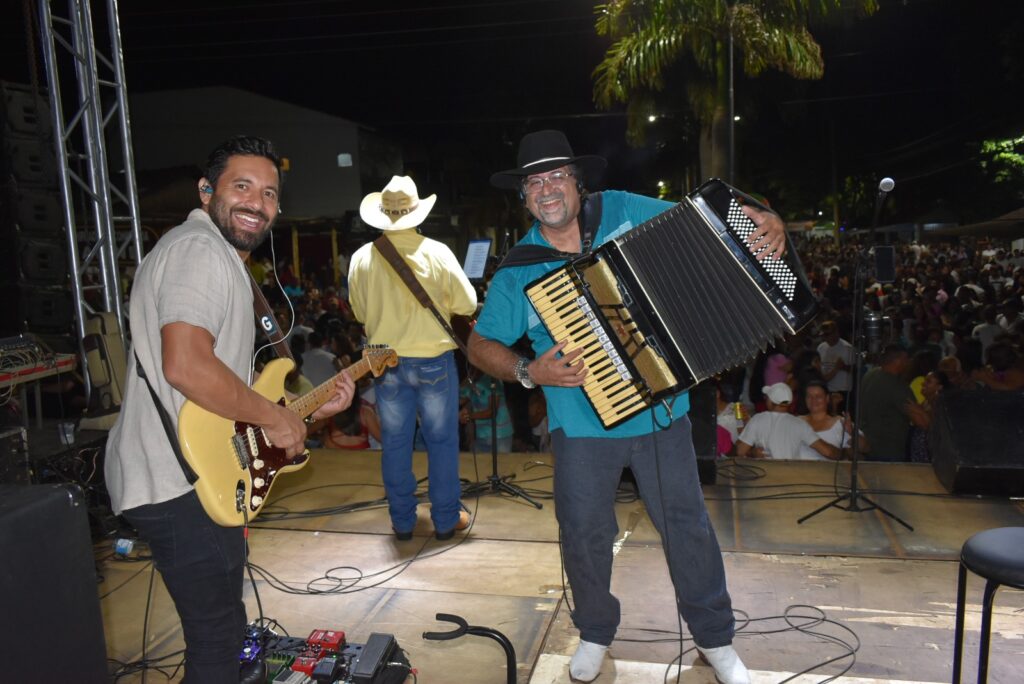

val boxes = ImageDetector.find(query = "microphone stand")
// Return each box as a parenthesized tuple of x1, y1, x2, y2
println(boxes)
(797, 249, 912, 530)
(461, 377, 542, 509)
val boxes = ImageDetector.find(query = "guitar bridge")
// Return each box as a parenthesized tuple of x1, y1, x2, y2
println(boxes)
(231, 434, 250, 469)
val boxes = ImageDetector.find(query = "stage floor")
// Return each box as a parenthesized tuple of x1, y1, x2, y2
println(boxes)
(98, 450, 1024, 683)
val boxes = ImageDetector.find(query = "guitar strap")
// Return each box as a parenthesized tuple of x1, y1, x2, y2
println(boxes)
(249, 274, 294, 360)
(373, 234, 469, 356)
(134, 353, 198, 484)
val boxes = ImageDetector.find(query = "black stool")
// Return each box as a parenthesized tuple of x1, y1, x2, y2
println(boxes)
(952, 527, 1024, 683)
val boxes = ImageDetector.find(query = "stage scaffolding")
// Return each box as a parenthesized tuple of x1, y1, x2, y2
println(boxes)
(36, 0, 142, 402)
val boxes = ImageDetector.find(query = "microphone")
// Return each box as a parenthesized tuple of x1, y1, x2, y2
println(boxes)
(498, 226, 512, 259)
(871, 177, 895, 230)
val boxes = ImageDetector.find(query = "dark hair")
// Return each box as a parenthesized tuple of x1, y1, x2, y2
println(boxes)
(929, 370, 951, 390)
(804, 379, 829, 395)
(203, 135, 281, 189)
(986, 341, 1018, 372)
(880, 344, 908, 366)
(799, 379, 831, 415)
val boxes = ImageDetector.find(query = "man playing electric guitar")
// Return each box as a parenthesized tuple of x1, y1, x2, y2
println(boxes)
(105, 136, 355, 682)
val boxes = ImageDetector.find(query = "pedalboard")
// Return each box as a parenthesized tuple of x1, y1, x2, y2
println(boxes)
(242, 625, 410, 684)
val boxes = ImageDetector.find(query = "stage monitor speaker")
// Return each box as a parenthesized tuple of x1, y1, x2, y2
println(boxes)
(0, 484, 108, 682)
(688, 379, 718, 485)
(930, 389, 1024, 496)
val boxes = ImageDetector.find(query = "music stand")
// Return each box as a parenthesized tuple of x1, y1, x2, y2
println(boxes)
(797, 249, 913, 530)
(461, 377, 542, 509)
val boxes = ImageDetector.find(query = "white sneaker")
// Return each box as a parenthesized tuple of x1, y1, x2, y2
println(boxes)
(569, 640, 608, 682)
(697, 644, 751, 684)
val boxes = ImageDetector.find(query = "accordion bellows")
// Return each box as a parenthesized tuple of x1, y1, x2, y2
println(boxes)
(526, 179, 817, 429)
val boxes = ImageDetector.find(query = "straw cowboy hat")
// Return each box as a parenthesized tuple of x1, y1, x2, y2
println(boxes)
(490, 129, 607, 190)
(359, 175, 437, 230)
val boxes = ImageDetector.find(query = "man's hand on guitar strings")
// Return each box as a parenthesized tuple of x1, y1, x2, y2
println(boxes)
(310, 371, 357, 421)
(741, 204, 786, 261)
(262, 404, 308, 458)
(530, 340, 587, 388)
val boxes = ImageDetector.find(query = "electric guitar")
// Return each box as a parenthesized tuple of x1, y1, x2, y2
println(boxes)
(178, 345, 397, 526)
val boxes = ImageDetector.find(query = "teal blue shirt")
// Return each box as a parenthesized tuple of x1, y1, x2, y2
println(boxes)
(475, 190, 690, 438)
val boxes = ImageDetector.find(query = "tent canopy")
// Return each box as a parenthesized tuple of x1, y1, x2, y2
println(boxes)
(927, 208, 1024, 238)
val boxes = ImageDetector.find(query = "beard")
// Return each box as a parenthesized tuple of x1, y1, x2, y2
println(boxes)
(208, 195, 275, 252)
(528, 190, 577, 230)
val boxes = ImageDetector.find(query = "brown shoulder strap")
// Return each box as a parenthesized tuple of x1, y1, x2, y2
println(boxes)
(373, 235, 468, 355)
(249, 273, 294, 360)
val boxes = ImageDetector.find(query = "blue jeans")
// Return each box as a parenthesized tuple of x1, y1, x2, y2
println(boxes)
(552, 415, 734, 647)
(375, 352, 462, 533)
(123, 490, 246, 683)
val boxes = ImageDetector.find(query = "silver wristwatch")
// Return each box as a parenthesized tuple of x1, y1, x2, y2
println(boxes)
(513, 356, 536, 389)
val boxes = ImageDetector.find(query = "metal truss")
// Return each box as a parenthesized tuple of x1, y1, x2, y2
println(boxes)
(37, 0, 142, 399)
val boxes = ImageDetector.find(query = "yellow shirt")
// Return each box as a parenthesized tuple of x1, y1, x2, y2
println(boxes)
(347, 230, 477, 358)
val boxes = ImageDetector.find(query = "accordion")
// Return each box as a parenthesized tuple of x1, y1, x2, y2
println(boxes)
(525, 179, 817, 429)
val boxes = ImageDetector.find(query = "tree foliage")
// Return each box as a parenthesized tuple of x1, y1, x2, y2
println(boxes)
(593, 0, 878, 177)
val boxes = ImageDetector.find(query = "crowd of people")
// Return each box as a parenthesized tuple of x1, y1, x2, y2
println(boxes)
(716, 235, 1024, 463)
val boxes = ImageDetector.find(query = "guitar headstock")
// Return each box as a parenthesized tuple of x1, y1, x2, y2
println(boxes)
(364, 344, 398, 377)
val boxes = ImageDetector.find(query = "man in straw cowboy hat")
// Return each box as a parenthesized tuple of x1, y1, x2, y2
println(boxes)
(468, 130, 788, 683)
(348, 175, 477, 541)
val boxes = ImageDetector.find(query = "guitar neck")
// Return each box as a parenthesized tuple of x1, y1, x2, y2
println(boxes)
(287, 357, 372, 419)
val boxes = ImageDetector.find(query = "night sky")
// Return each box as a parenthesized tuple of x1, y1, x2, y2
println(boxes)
(4, 0, 1024, 228)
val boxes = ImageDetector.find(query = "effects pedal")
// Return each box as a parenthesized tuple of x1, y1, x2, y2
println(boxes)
(350, 633, 397, 684)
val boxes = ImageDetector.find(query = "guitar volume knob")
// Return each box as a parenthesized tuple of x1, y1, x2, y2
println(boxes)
(253, 477, 265, 489)
(253, 459, 264, 470)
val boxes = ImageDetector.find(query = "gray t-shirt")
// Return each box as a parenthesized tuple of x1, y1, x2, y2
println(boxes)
(105, 209, 255, 514)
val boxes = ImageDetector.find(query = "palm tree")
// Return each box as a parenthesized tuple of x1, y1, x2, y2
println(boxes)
(593, 0, 877, 182)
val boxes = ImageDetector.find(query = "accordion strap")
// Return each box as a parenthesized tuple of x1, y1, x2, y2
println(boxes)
(496, 192, 602, 272)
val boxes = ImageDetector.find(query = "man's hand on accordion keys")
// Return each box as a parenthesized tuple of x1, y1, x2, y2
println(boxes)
(740, 204, 787, 261)
(532, 340, 588, 388)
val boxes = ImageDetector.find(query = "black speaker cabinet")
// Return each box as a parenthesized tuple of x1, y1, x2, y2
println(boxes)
(0, 484, 108, 682)
(688, 379, 718, 485)
(874, 245, 896, 283)
(1, 185, 63, 235)
(930, 389, 1024, 496)
(1, 134, 57, 185)
(1, 82, 51, 139)
(0, 283, 73, 335)
(0, 234, 67, 284)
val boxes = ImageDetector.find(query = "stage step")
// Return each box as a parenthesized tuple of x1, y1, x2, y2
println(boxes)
(529, 653, 942, 683)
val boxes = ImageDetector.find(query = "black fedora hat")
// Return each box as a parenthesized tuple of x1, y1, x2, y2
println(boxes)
(490, 130, 607, 190)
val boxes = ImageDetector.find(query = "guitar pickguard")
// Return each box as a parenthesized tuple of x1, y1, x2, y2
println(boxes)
(233, 415, 309, 514)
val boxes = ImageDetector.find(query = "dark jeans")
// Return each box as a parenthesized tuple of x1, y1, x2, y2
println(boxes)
(124, 490, 246, 683)
(375, 351, 462, 533)
(552, 415, 735, 647)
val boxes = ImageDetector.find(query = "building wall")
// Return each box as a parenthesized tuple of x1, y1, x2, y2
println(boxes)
(129, 87, 364, 218)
